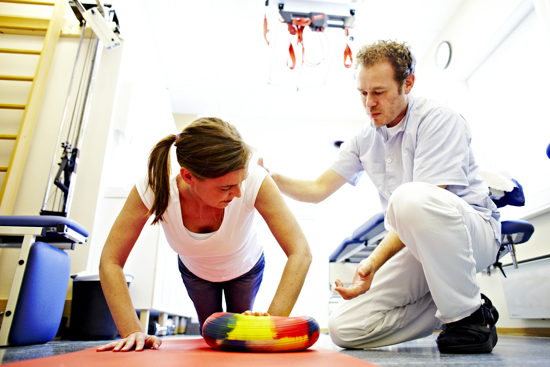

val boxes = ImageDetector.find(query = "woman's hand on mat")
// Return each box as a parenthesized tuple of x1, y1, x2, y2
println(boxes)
(334, 259, 376, 300)
(243, 310, 270, 316)
(96, 332, 162, 352)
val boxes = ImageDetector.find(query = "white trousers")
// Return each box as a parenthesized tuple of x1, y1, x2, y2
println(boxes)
(328, 182, 499, 348)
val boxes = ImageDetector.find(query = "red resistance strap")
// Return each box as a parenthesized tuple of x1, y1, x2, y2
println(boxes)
(263, 9, 270, 46)
(263, 13, 353, 69)
(344, 27, 353, 68)
(286, 18, 310, 70)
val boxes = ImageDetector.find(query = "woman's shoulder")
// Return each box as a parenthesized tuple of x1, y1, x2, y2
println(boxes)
(247, 164, 269, 189)
(135, 173, 147, 192)
(240, 164, 269, 209)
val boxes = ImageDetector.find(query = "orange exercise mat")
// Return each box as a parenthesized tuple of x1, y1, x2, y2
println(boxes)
(4, 337, 380, 367)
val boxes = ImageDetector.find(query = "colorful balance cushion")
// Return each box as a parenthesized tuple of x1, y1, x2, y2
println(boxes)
(202, 312, 320, 352)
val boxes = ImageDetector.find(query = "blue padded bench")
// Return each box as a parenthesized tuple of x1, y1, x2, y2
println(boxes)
(329, 212, 387, 263)
(488, 179, 535, 276)
(0, 215, 88, 346)
(328, 215, 535, 272)
(490, 219, 534, 277)
(328, 180, 535, 278)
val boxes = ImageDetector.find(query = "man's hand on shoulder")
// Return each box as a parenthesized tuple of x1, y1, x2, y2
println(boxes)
(257, 157, 271, 175)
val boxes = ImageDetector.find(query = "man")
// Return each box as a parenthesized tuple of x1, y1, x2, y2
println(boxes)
(259, 40, 501, 354)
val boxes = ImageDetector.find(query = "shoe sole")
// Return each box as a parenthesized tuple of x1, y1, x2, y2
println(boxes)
(437, 328, 498, 354)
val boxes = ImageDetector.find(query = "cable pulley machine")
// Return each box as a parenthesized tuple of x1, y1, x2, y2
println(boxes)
(40, 0, 121, 217)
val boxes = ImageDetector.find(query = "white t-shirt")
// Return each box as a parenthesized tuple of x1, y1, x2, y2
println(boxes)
(136, 164, 268, 282)
(386, 116, 405, 140)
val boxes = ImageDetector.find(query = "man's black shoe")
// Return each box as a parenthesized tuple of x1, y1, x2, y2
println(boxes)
(436, 294, 499, 354)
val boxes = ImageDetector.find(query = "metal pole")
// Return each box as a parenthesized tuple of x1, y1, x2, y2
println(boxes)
(64, 37, 102, 216)
(74, 38, 102, 151)
(41, 24, 87, 213)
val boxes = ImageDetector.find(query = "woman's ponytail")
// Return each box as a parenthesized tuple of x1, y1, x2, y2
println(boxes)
(147, 134, 177, 224)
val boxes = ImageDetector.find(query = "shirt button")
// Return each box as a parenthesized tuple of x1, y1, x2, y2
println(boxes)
(386, 157, 393, 164)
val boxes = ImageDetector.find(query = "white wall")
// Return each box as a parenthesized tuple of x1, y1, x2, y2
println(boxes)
(417, 0, 550, 329)
(476, 209, 550, 328)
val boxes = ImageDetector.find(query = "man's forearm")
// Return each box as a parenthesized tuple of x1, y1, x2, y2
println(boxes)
(367, 229, 405, 273)
(270, 173, 329, 203)
(270, 168, 348, 204)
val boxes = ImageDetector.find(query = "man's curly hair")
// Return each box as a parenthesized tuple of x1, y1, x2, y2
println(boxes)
(355, 40, 416, 88)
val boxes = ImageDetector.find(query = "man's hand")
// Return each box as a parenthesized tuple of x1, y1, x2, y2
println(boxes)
(257, 157, 271, 174)
(334, 258, 376, 300)
(335, 229, 405, 300)
(96, 331, 161, 352)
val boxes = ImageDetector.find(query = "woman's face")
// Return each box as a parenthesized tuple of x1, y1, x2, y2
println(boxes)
(186, 168, 248, 208)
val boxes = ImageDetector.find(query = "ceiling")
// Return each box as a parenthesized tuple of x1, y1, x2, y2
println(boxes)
(112, 0, 465, 122)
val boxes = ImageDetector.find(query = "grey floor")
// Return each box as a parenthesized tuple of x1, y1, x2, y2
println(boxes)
(316, 332, 550, 366)
(1, 332, 549, 366)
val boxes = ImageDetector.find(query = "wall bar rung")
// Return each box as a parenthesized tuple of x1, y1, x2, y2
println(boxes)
(0, 104, 26, 110)
(0, 48, 41, 55)
(0, 135, 18, 140)
(0, 75, 34, 81)
(0, 15, 50, 32)
(0, 0, 55, 5)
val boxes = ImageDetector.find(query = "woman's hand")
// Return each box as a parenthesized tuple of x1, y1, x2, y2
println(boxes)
(96, 332, 162, 352)
(243, 310, 270, 316)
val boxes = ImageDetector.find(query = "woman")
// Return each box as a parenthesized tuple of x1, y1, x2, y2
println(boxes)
(97, 118, 312, 352)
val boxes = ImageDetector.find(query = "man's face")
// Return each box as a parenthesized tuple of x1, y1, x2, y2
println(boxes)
(356, 60, 413, 128)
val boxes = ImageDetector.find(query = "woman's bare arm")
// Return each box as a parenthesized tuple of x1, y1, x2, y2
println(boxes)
(254, 175, 312, 316)
(98, 186, 161, 351)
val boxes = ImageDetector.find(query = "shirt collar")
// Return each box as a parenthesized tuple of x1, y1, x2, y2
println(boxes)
(373, 94, 414, 139)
